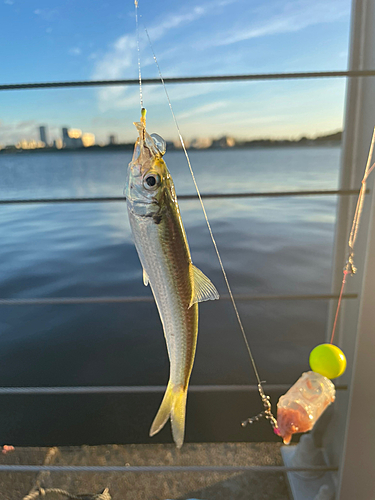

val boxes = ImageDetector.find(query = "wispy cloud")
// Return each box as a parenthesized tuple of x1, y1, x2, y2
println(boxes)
(178, 101, 229, 120)
(0, 120, 37, 144)
(4, 0, 14, 5)
(33, 8, 59, 21)
(145, 5, 210, 41)
(87, 0, 349, 138)
(92, 35, 135, 80)
(69, 47, 82, 56)
(91, 3, 209, 81)
(96, 81, 217, 113)
(201, 0, 350, 47)
(91, 0, 232, 110)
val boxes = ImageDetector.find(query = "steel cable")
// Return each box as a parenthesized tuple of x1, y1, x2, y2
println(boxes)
(2, 70, 375, 91)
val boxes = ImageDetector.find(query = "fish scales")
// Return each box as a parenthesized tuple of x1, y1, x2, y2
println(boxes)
(125, 109, 219, 447)
(127, 199, 198, 386)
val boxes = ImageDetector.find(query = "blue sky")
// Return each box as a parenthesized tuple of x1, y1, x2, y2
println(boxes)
(0, 0, 352, 144)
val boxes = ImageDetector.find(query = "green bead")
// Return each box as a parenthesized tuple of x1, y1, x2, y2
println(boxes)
(309, 344, 347, 379)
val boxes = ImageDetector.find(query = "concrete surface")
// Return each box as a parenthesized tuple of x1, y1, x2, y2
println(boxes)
(0, 443, 290, 500)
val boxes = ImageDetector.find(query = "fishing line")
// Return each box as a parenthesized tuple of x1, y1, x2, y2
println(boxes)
(134, 0, 143, 110)
(139, 19, 277, 426)
(330, 127, 375, 344)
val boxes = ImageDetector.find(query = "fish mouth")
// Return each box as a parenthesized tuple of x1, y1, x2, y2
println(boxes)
(132, 108, 166, 167)
(133, 122, 160, 161)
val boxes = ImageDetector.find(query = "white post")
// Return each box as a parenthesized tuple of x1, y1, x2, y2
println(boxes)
(337, 175, 375, 499)
(322, 0, 375, 489)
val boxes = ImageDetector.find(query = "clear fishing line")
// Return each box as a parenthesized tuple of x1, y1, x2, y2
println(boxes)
(134, 0, 143, 110)
(330, 127, 375, 344)
(133, 1, 277, 427)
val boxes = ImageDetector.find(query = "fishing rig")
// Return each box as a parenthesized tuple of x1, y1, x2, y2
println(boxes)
(133, 0, 374, 445)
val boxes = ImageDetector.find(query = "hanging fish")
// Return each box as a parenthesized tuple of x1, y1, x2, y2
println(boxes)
(125, 109, 219, 448)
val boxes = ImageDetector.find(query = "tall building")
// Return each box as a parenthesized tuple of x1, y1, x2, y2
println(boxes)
(62, 127, 70, 148)
(39, 126, 48, 146)
(109, 135, 116, 145)
(62, 127, 83, 148)
(68, 129, 83, 148)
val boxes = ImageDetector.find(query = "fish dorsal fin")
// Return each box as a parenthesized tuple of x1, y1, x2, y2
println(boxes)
(189, 264, 219, 308)
(143, 268, 149, 286)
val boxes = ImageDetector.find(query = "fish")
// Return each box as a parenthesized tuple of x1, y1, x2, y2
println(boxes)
(125, 108, 219, 448)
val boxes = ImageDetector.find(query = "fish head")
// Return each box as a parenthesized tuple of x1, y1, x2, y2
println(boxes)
(125, 116, 173, 213)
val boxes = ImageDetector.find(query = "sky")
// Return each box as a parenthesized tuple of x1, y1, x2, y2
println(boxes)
(0, 0, 352, 145)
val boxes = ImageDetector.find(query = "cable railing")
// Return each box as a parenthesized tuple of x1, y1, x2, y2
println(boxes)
(0, 464, 339, 473)
(1, 69, 375, 92)
(0, 293, 357, 306)
(0, 383, 347, 395)
(0, 189, 365, 205)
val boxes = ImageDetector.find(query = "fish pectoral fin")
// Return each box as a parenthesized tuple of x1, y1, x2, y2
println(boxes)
(143, 268, 149, 286)
(189, 264, 219, 308)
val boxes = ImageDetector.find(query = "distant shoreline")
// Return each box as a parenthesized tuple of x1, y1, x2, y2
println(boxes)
(0, 131, 342, 155)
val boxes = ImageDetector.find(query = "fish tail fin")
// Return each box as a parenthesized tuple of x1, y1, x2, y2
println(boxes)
(149, 381, 188, 449)
(170, 385, 188, 449)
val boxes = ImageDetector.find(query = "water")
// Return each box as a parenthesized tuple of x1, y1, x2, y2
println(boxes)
(0, 147, 341, 445)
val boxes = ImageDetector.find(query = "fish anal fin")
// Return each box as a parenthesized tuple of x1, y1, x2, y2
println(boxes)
(189, 264, 219, 308)
(143, 268, 149, 286)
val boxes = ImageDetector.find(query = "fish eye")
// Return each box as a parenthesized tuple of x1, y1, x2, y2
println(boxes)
(146, 176, 156, 187)
(143, 173, 161, 190)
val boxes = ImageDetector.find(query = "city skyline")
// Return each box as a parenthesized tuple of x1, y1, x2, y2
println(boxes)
(0, 0, 351, 144)
(0, 122, 342, 152)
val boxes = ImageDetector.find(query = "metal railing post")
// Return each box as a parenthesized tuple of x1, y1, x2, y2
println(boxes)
(337, 161, 375, 499)
(323, 0, 375, 491)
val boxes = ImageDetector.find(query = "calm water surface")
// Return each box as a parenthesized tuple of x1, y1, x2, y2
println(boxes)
(0, 147, 341, 445)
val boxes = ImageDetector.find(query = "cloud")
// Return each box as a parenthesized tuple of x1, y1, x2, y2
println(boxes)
(91, 0, 348, 115)
(145, 5, 210, 42)
(69, 47, 82, 56)
(92, 35, 135, 80)
(91, 0, 232, 110)
(96, 81, 217, 113)
(0, 120, 37, 144)
(15, 120, 35, 129)
(201, 0, 350, 47)
(178, 101, 229, 120)
(33, 8, 59, 21)
(4, 0, 14, 5)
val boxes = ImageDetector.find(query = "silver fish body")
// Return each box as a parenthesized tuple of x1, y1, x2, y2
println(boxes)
(125, 110, 219, 447)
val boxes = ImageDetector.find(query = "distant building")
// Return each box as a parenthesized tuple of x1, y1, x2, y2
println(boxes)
(62, 128, 70, 148)
(109, 135, 116, 145)
(62, 127, 83, 148)
(53, 139, 63, 149)
(17, 139, 44, 150)
(82, 133, 95, 147)
(190, 137, 213, 149)
(211, 136, 236, 148)
(39, 126, 48, 146)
